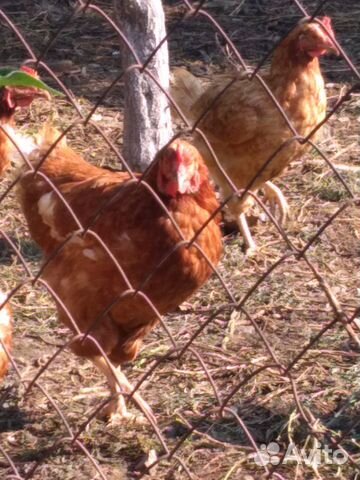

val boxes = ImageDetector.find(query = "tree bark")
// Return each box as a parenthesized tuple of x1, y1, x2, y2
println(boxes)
(114, 0, 173, 172)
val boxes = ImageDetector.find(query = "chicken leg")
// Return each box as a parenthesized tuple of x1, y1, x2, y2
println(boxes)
(235, 182, 288, 254)
(226, 194, 257, 254)
(237, 212, 257, 255)
(92, 356, 156, 425)
(262, 181, 289, 225)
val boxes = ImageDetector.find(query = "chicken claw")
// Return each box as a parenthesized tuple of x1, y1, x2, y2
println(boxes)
(262, 181, 289, 225)
(104, 403, 148, 427)
(92, 356, 157, 426)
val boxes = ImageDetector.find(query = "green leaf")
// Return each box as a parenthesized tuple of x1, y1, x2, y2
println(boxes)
(0, 67, 17, 77)
(0, 70, 63, 97)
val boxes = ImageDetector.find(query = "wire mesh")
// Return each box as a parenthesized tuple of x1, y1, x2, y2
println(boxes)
(0, 0, 359, 479)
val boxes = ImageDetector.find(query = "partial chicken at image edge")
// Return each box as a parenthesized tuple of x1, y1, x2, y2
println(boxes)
(0, 292, 12, 383)
(0, 66, 60, 382)
(0, 65, 55, 177)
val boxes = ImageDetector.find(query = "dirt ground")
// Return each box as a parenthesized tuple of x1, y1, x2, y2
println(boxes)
(0, 1, 359, 479)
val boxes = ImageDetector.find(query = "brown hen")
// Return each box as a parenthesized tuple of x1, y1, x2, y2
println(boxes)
(17, 129, 222, 423)
(171, 17, 338, 252)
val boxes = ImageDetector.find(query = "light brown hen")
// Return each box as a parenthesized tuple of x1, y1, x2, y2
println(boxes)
(171, 17, 338, 252)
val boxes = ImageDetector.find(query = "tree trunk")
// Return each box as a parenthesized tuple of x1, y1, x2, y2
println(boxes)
(114, 0, 173, 172)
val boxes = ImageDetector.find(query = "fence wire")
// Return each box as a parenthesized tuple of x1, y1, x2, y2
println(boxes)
(0, 0, 359, 479)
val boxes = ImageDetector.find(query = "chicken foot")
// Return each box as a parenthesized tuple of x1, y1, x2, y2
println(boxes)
(262, 181, 289, 225)
(92, 356, 156, 425)
(237, 212, 257, 255)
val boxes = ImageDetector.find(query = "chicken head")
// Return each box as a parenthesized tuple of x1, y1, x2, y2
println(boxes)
(297, 17, 339, 58)
(156, 140, 202, 197)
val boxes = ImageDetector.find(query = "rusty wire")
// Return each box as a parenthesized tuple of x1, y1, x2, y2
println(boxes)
(0, 0, 359, 479)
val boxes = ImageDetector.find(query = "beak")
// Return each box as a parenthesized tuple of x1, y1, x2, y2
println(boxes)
(168, 143, 189, 194)
(34, 89, 51, 101)
(174, 162, 189, 194)
(18, 87, 51, 102)
(320, 29, 340, 56)
(324, 39, 340, 55)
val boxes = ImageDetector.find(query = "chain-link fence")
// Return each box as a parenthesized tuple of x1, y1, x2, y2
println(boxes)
(0, 1, 359, 479)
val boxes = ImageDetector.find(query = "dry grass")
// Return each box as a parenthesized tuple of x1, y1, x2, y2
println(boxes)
(0, 1, 359, 479)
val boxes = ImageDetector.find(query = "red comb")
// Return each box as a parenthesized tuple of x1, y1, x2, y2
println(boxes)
(320, 16, 333, 33)
(20, 65, 38, 78)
